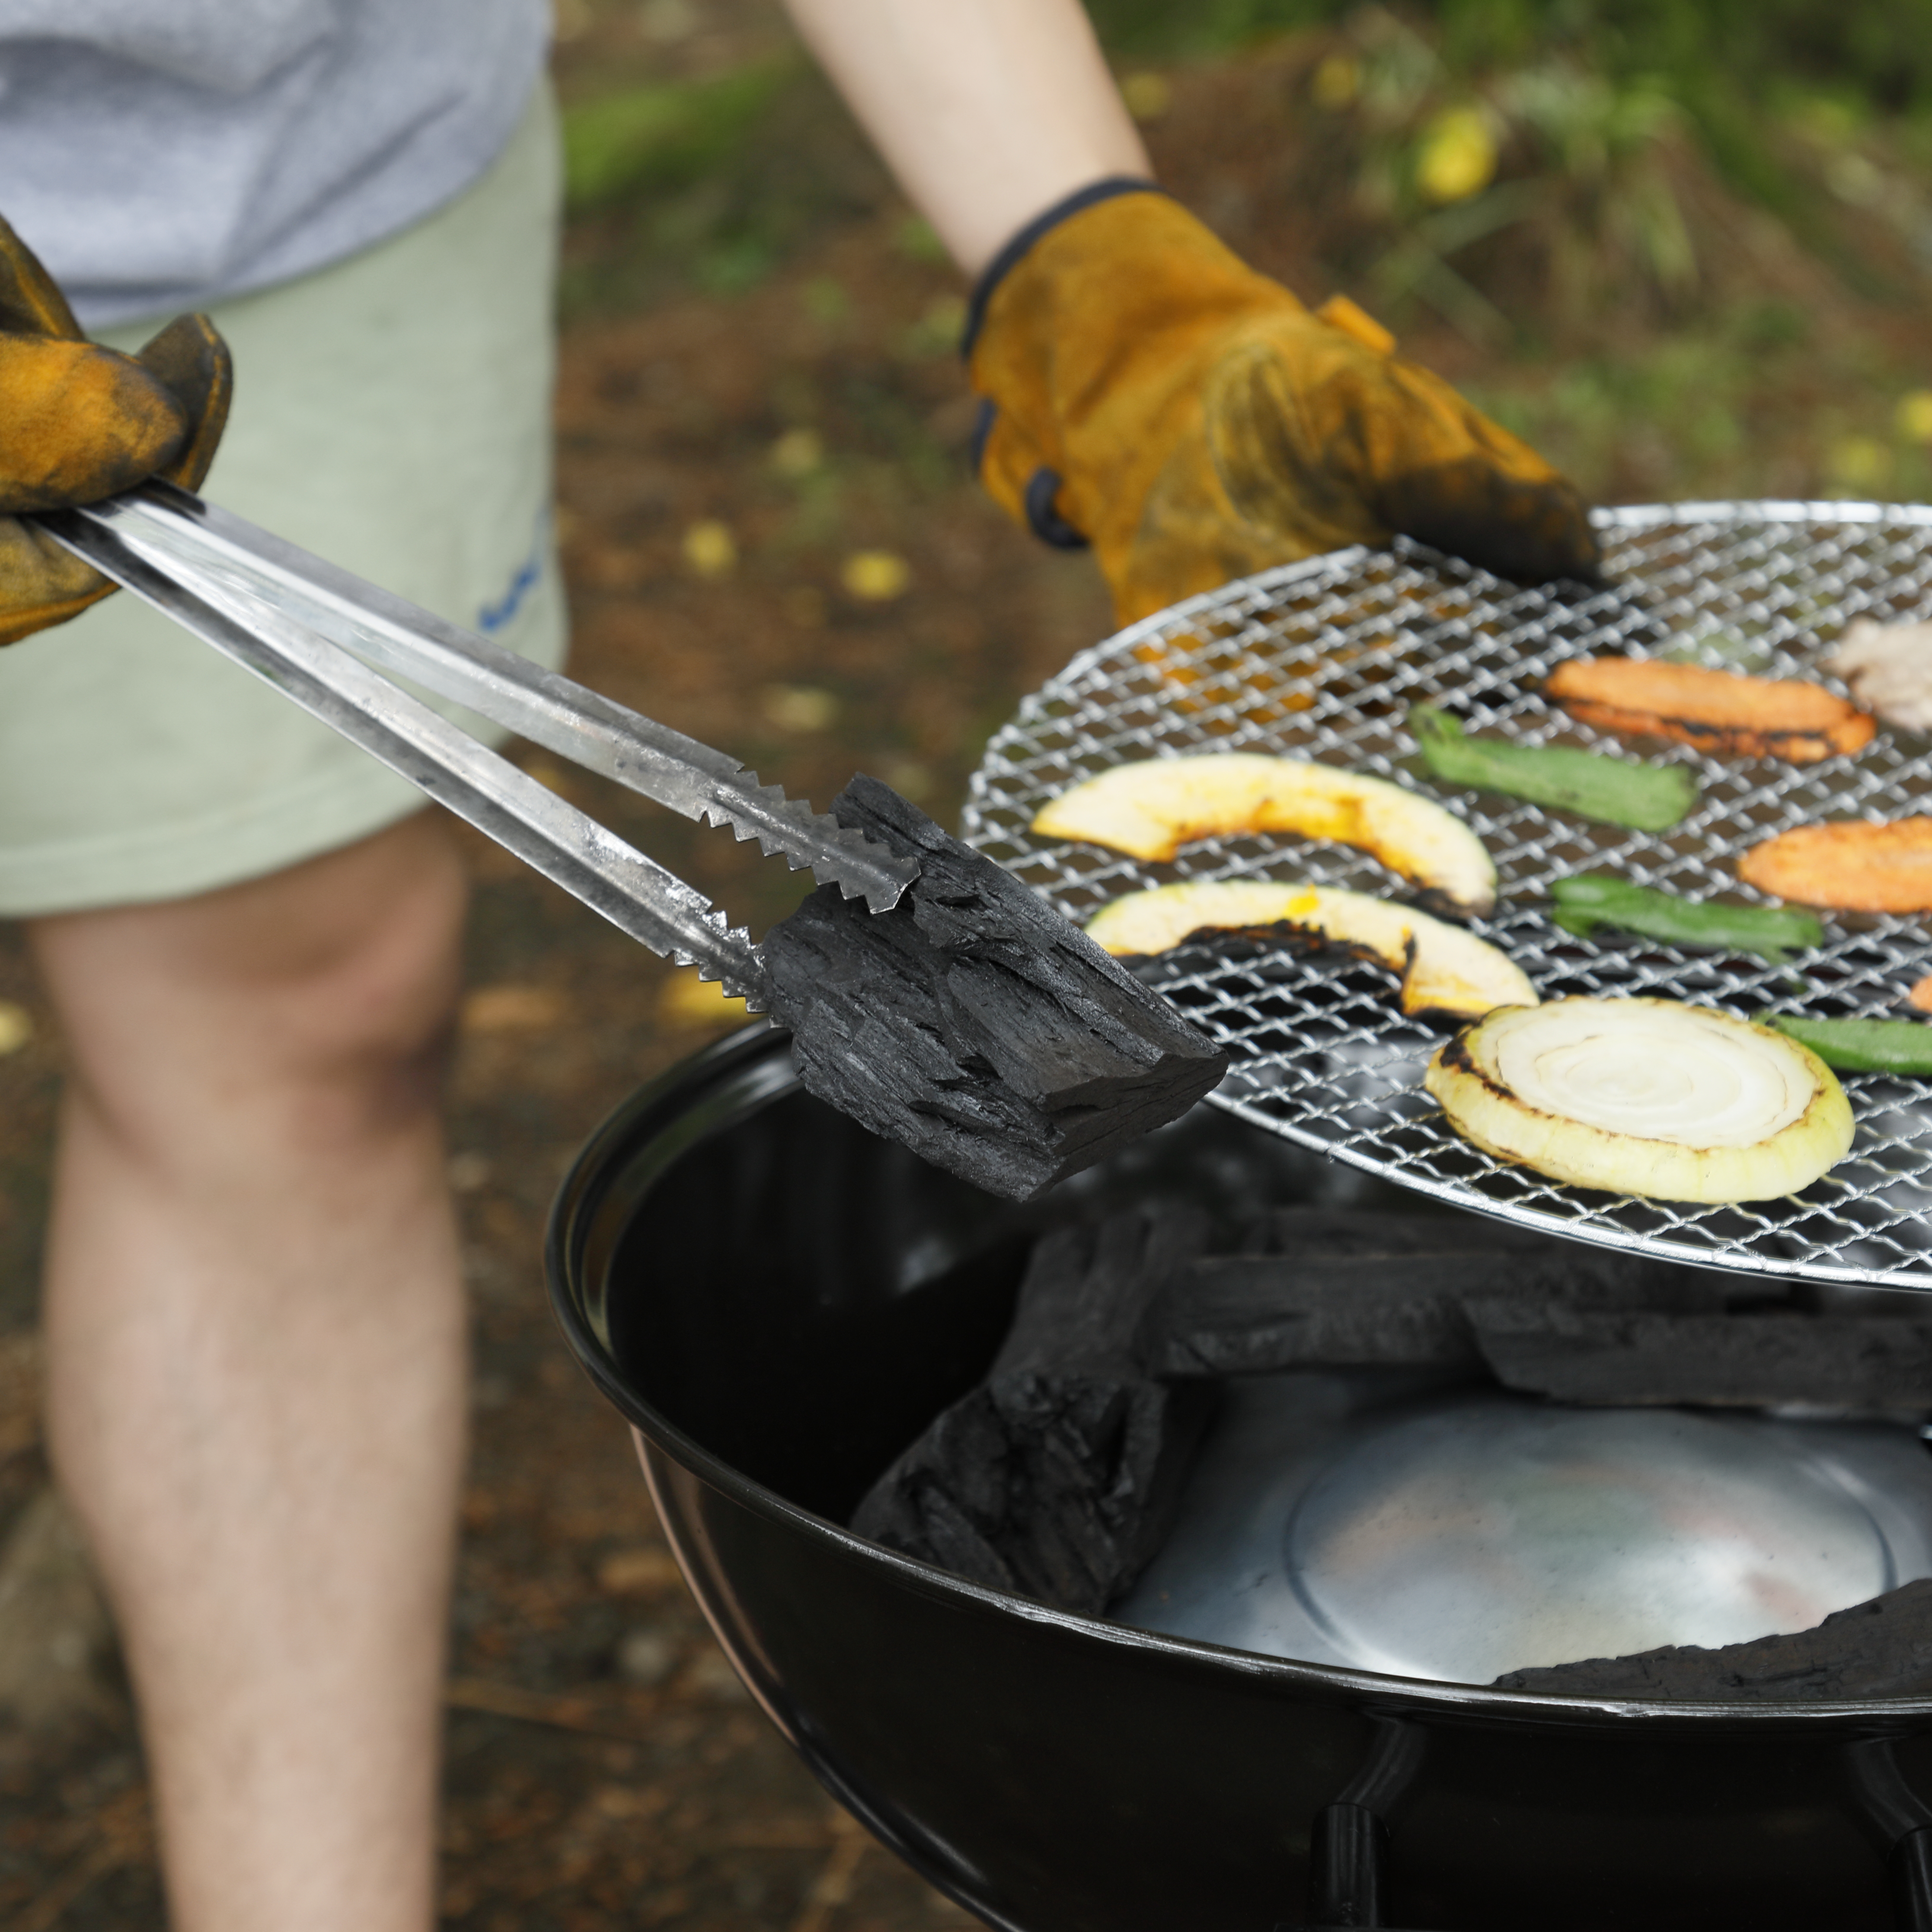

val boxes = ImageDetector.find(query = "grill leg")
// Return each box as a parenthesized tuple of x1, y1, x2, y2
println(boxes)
(1894, 1828, 1932, 1932)
(1308, 1802, 1386, 1929)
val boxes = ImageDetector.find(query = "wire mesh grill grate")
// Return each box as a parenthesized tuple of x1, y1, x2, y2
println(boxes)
(962, 502, 1932, 1289)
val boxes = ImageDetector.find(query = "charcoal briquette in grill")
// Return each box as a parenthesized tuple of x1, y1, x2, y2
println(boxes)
(850, 1203, 1692, 1613)
(1493, 1577, 1932, 1701)
(1468, 1305, 1932, 1413)
(1153, 1254, 1483, 1373)
(761, 776, 1229, 1201)
(1237, 1207, 1563, 1258)
(853, 1187, 1932, 1624)
(1151, 1218, 1719, 1377)
(850, 1208, 1215, 1613)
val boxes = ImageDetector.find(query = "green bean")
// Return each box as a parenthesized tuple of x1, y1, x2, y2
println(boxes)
(1760, 1013, 1932, 1075)
(1411, 704, 1697, 830)
(1550, 875, 1823, 965)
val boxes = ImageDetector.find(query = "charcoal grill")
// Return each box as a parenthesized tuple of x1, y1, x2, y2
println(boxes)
(962, 503, 1932, 1290)
(549, 1027, 1932, 1932)
(551, 515, 1932, 1930)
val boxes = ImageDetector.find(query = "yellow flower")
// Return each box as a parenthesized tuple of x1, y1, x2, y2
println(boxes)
(841, 549, 911, 601)
(1897, 391, 1932, 445)
(1416, 106, 1498, 206)
(682, 519, 737, 578)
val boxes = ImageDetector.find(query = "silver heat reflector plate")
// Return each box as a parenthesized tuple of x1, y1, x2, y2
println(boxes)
(961, 501, 1932, 1290)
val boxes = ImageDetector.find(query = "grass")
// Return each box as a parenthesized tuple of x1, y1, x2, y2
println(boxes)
(556, 51, 886, 316)
(1088, 0, 1932, 113)
(562, 58, 798, 211)
(1464, 323, 1932, 507)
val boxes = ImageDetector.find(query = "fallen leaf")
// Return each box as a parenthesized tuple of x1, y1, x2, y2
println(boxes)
(682, 519, 737, 578)
(1416, 105, 1497, 205)
(761, 683, 840, 732)
(841, 549, 910, 601)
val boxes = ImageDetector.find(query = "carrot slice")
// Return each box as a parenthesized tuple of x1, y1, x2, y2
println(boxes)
(1907, 974, 1932, 1015)
(1737, 818, 1932, 912)
(1546, 657, 1875, 763)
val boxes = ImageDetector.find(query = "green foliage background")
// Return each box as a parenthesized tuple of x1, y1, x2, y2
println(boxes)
(1089, 0, 1932, 112)
(554, 0, 1932, 505)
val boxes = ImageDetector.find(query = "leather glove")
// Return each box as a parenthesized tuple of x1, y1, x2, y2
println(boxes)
(0, 214, 231, 647)
(967, 182, 1598, 626)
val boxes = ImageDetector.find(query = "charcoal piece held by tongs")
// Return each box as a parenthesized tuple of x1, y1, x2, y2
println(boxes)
(36, 483, 1226, 1199)
(763, 778, 1229, 1199)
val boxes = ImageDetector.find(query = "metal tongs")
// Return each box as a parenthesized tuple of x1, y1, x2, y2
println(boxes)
(38, 483, 921, 1008)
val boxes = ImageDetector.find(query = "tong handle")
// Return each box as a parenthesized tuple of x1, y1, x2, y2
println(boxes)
(42, 505, 773, 1006)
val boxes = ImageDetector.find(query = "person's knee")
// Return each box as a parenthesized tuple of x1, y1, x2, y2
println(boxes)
(30, 812, 470, 1166)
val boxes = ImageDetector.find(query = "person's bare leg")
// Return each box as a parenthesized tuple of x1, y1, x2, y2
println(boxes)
(30, 810, 470, 1932)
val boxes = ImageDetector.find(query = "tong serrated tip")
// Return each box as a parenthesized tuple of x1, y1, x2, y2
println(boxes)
(678, 908, 770, 1011)
(700, 775, 918, 912)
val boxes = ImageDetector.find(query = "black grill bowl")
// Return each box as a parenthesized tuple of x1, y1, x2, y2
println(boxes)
(545, 1025, 1932, 1932)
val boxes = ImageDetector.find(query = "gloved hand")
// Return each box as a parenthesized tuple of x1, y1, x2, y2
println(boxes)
(967, 183, 1598, 626)
(0, 215, 231, 647)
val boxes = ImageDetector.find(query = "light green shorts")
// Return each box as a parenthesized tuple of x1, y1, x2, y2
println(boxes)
(0, 86, 568, 917)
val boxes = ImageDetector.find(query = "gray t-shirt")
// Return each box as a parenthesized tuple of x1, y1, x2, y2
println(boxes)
(0, 0, 550, 329)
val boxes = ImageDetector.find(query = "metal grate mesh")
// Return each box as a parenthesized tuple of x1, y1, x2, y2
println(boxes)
(962, 502, 1932, 1289)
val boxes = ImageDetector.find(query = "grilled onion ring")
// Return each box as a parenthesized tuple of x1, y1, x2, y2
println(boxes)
(1426, 997, 1853, 1202)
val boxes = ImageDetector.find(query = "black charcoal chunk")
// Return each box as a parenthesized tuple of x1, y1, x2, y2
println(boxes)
(761, 776, 1229, 1200)
(1494, 1578, 1932, 1701)
(1470, 1306, 1932, 1414)
(1154, 1254, 1483, 1374)
(1237, 1210, 1731, 1309)
(1152, 1236, 1708, 1377)
(994, 1205, 1201, 1378)
(1236, 1208, 1561, 1259)
(850, 1208, 1213, 1613)
(851, 1195, 1931, 1620)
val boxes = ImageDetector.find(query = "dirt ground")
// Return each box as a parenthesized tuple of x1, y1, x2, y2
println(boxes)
(2, 6, 1930, 1927)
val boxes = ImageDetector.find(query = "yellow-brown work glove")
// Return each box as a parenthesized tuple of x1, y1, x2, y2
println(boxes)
(967, 182, 1597, 626)
(0, 214, 232, 647)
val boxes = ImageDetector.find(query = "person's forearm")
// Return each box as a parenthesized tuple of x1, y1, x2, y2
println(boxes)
(781, 0, 1150, 276)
